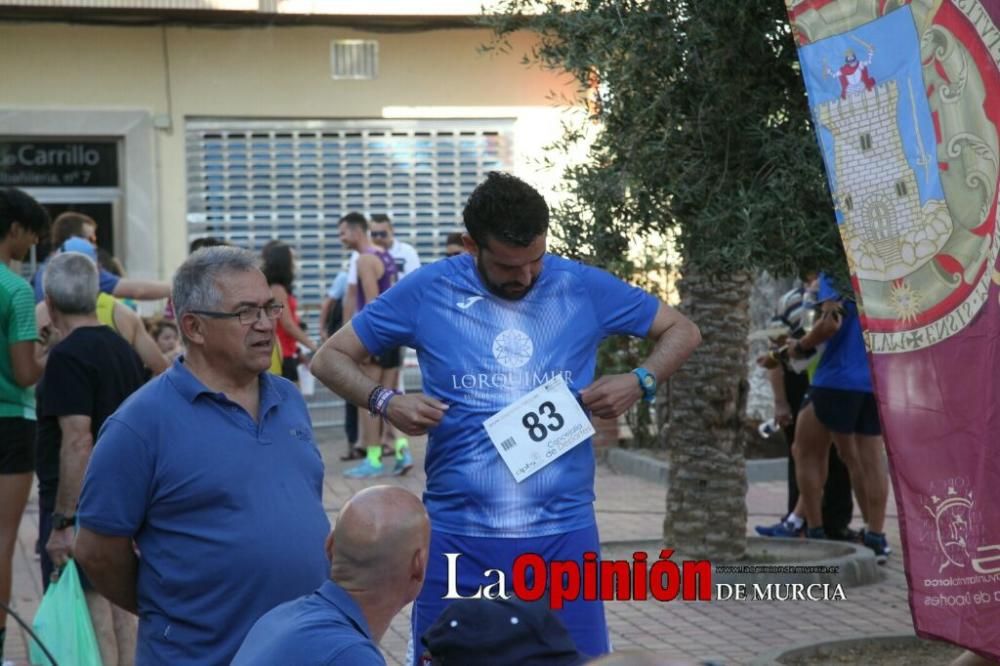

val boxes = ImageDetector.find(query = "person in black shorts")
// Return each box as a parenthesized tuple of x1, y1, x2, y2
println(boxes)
(374, 347, 401, 370)
(0, 187, 48, 662)
(788, 273, 890, 562)
(755, 281, 854, 541)
(367, 215, 420, 465)
(337, 213, 409, 478)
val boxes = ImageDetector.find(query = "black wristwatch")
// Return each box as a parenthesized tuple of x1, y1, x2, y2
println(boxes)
(51, 512, 76, 530)
(793, 340, 816, 358)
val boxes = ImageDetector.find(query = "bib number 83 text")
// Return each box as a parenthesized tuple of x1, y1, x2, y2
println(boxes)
(521, 401, 565, 442)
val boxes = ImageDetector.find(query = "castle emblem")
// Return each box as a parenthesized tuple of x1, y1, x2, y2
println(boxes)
(800, 6, 1000, 354)
(818, 78, 952, 287)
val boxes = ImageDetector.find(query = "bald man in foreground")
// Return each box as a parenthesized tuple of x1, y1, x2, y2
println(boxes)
(232, 486, 430, 666)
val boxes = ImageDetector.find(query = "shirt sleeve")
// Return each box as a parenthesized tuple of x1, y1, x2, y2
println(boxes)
(40, 348, 95, 418)
(350, 268, 426, 354)
(5, 279, 38, 344)
(77, 416, 155, 536)
(582, 264, 660, 338)
(99, 269, 121, 296)
(403, 244, 421, 276)
(816, 273, 841, 303)
(31, 266, 46, 304)
(347, 253, 359, 286)
(328, 273, 348, 300)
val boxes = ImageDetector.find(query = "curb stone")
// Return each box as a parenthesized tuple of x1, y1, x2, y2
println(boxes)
(606, 448, 788, 485)
(601, 537, 882, 589)
(748, 633, 940, 666)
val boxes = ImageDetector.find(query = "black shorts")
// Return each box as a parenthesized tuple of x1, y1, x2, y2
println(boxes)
(809, 387, 881, 436)
(0, 416, 36, 474)
(374, 347, 402, 370)
(281, 356, 299, 382)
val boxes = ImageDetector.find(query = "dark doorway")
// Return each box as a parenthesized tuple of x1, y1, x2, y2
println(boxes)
(36, 201, 115, 264)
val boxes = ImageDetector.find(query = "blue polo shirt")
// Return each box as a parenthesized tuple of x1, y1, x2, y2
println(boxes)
(232, 580, 386, 666)
(78, 359, 331, 665)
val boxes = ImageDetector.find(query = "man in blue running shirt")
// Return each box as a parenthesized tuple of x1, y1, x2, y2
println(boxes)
(787, 273, 889, 561)
(311, 172, 701, 663)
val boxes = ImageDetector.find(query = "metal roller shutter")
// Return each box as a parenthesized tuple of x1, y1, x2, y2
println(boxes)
(185, 118, 514, 427)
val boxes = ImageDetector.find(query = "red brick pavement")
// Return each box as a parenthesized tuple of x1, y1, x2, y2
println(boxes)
(4, 434, 914, 666)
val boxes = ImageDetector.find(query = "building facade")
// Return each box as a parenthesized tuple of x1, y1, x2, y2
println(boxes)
(0, 2, 572, 338)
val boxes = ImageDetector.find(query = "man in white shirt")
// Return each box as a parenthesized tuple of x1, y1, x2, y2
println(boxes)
(371, 214, 421, 279)
(344, 215, 421, 302)
(343, 215, 421, 470)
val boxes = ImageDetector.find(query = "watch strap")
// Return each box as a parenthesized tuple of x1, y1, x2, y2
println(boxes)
(631, 367, 657, 403)
(51, 512, 76, 530)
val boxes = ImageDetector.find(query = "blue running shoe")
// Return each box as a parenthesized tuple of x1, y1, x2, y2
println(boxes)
(343, 459, 384, 479)
(393, 446, 414, 476)
(755, 518, 804, 538)
(863, 531, 891, 564)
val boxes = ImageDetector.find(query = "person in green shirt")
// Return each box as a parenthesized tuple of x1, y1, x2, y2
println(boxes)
(0, 187, 49, 662)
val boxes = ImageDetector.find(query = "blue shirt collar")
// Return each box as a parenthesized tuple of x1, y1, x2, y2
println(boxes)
(165, 357, 282, 415)
(316, 580, 374, 640)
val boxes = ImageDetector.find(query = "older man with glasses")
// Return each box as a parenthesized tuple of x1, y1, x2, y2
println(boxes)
(74, 246, 330, 666)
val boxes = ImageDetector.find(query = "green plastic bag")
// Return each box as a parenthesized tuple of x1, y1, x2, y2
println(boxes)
(30, 559, 102, 666)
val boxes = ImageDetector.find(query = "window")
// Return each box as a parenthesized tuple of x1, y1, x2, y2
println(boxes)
(895, 180, 908, 197)
(859, 133, 872, 151)
(844, 195, 853, 211)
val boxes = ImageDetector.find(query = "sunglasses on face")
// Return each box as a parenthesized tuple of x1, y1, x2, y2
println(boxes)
(370, 231, 389, 239)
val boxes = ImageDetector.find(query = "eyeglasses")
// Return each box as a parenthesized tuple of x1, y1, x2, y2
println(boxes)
(370, 231, 389, 239)
(189, 303, 284, 325)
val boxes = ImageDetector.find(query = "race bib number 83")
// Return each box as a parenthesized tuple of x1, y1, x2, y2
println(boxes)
(484, 375, 596, 482)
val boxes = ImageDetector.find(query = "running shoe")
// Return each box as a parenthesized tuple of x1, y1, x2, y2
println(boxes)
(393, 446, 414, 476)
(806, 526, 827, 540)
(343, 459, 384, 479)
(863, 531, 892, 564)
(827, 526, 862, 542)
(755, 518, 804, 538)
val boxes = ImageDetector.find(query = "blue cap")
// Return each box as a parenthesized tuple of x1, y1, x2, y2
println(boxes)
(421, 598, 588, 666)
(61, 237, 98, 261)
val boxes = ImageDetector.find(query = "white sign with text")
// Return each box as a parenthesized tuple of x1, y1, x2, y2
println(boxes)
(484, 375, 595, 482)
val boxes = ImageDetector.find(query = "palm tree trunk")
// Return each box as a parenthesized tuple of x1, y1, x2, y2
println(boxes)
(663, 267, 752, 561)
